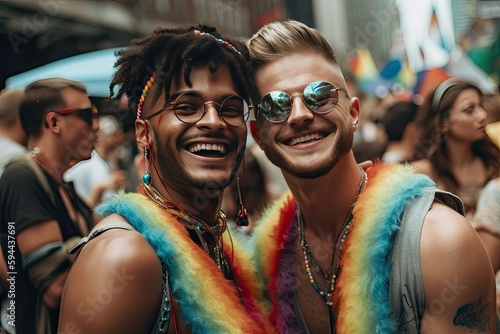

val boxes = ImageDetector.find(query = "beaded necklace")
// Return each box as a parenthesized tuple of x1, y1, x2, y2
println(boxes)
(142, 183, 229, 272)
(298, 167, 367, 306)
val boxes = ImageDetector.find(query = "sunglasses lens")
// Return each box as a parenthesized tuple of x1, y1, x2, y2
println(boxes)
(303, 81, 338, 113)
(260, 91, 291, 122)
(74, 108, 95, 125)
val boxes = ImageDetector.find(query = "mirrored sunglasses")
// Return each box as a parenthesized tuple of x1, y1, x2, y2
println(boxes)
(258, 81, 348, 123)
(146, 92, 251, 127)
(52, 105, 98, 126)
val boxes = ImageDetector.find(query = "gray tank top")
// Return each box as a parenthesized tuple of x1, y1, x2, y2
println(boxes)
(390, 188, 464, 332)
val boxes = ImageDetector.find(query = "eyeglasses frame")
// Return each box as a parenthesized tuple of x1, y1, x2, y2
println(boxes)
(145, 92, 252, 127)
(257, 81, 349, 123)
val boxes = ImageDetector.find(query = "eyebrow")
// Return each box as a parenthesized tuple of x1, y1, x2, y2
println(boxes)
(167, 90, 240, 102)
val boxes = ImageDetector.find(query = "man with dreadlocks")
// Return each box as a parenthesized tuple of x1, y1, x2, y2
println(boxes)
(58, 23, 272, 334)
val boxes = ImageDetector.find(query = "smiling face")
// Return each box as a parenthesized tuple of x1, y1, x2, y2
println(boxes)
(251, 52, 359, 179)
(140, 64, 247, 193)
(442, 88, 487, 143)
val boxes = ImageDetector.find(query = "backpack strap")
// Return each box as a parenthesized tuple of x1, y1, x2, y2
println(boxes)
(5, 155, 56, 206)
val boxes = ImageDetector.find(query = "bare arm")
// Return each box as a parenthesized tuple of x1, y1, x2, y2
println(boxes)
(58, 221, 163, 334)
(420, 202, 497, 333)
(17, 220, 69, 308)
(476, 231, 500, 273)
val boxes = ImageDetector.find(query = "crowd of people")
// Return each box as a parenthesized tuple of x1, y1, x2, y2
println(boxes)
(0, 19, 498, 334)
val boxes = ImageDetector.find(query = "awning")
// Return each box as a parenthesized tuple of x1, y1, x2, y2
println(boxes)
(6, 47, 123, 97)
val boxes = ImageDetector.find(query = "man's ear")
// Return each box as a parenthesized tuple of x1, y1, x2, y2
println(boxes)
(135, 119, 151, 150)
(45, 112, 61, 133)
(250, 120, 264, 150)
(349, 97, 360, 125)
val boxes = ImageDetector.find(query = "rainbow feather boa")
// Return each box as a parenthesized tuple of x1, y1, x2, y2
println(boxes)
(96, 192, 272, 334)
(251, 164, 435, 334)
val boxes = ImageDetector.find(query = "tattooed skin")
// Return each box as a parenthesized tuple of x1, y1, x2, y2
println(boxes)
(453, 299, 490, 333)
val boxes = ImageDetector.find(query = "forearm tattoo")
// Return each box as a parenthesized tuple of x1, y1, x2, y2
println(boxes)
(453, 298, 490, 333)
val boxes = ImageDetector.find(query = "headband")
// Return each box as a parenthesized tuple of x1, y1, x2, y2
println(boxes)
(137, 71, 155, 119)
(431, 78, 458, 112)
(193, 30, 242, 56)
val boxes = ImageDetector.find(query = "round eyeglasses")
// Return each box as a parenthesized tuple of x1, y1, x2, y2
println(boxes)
(145, 92, 251, 127)
(258, 81, 348, 123)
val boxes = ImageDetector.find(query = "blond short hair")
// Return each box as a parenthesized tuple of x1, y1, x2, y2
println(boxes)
(247, 19, 337, 67)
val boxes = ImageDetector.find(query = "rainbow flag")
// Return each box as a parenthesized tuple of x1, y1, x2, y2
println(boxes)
(349, 48, 379, 95)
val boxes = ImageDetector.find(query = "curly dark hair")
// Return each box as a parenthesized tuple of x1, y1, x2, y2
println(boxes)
(110, 22, 258, 115)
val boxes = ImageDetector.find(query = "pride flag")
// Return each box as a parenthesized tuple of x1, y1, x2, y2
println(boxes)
(349, 48, 379, 95)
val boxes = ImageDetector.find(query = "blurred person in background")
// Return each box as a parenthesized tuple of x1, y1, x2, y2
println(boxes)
(64, 112, 128, 208)
(411, 79, 500, 219)
(0, 78, 98, 334)
(380, 100, 419, 163)
(0, 88, 28, 334)
(0, 89, 28, 176)
(470, 93, 500, 313)
(58, 23, 271, 333)
(351, 94, 386, 162)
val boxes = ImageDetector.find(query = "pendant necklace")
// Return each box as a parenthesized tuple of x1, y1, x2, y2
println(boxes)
(298, 167, 367, 331)
(143, 183, 229, 272)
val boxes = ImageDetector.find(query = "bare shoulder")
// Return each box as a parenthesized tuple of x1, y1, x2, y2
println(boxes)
(59, 214, 163, 334)
(73, 214, 160, 274)
(420, 201, 497, 333)
(421, 201, 479, 251)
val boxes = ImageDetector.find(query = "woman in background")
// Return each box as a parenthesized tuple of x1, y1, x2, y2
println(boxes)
(470, 93, 500, 313)
(411, 79, 499, 219)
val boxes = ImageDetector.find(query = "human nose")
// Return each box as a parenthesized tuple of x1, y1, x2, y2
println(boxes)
(197, 102, 226, 129)
(91, 117, 99, 131)
(286, 93, 314, 125)
(476, 105, 487, 123)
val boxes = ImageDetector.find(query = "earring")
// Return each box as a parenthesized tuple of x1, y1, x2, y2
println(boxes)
(352, 123, 358, 129)
(143, 148, 151, 185)
(235, 176, 249, 227)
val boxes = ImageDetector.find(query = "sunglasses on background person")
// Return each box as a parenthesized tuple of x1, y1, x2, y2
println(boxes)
(258, 81, 349, 123)
(145, 92, 251, 127)
(52, 105, 99, 126)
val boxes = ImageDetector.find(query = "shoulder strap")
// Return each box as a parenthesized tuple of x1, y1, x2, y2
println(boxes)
(434, 189, 465, 216)
(6, 155, 56, 206)
(69, 221, 135, 254)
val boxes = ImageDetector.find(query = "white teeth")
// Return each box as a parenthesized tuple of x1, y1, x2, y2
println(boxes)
(289, 133, 324, 146)
(189, 144, 225, 154)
